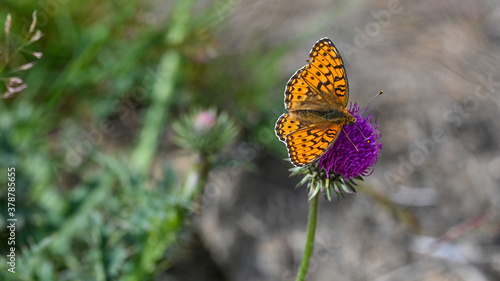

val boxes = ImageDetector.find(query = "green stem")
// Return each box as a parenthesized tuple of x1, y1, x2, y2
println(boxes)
(184, 153, 211, 212)
(296, 193, 319, 281)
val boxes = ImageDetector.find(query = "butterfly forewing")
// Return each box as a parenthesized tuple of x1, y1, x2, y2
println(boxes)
(284, 69, 328, 111)
(308, 38, 349, 107)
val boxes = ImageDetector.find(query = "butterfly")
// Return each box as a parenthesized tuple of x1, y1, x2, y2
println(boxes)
(275, 38, 357, 166)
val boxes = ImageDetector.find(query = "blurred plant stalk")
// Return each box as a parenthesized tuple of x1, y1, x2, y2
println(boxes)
(131, 0, 195, 176)
(184, 153, 211, 212)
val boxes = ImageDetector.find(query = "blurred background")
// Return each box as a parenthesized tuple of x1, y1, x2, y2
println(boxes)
(0, 0, 499, 280)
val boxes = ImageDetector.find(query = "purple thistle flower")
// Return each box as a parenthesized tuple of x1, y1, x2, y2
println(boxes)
(317, 102, 382, 180)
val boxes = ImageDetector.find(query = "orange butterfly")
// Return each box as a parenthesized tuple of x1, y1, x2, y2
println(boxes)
(275, 38, 357, 166)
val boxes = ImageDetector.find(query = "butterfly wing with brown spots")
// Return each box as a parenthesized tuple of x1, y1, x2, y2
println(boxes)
(304, 38, 349, 108)
(284, 38, 349, 111)
(284, 69, 329, 111)
(276, 113, 301, 142)
(285, 122, 343, 166)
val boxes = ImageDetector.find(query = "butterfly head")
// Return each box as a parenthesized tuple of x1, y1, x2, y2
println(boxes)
(340, 108, 357, 126)
(345, 114, 357, 125)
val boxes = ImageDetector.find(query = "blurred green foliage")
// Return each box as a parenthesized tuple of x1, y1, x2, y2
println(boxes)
(0, 0, 287, 280)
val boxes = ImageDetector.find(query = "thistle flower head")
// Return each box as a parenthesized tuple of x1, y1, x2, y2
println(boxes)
(290, 102, 382, 201)
(193, 110, 217, 132)
(173, 108, 239, 158)
(318, 102, 382, 179)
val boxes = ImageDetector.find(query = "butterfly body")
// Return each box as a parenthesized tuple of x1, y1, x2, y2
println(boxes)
(296, 109, 356, 124)
(275, 38, 355, 167)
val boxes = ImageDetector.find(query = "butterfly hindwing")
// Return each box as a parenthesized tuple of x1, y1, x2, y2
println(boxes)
(285, 123, 343, 166)
(275, 113, 303, 142)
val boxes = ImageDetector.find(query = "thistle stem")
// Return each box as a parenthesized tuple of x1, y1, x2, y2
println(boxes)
(182, 153, 211, 213)
(296, 193, 319, 281)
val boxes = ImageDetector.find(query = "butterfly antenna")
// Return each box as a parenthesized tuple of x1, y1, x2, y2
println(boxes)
(352, 91, 383, 144)
(343, 129, 359, 152)
(354, 123, 369, 142)
(359, 91, 383, 113)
